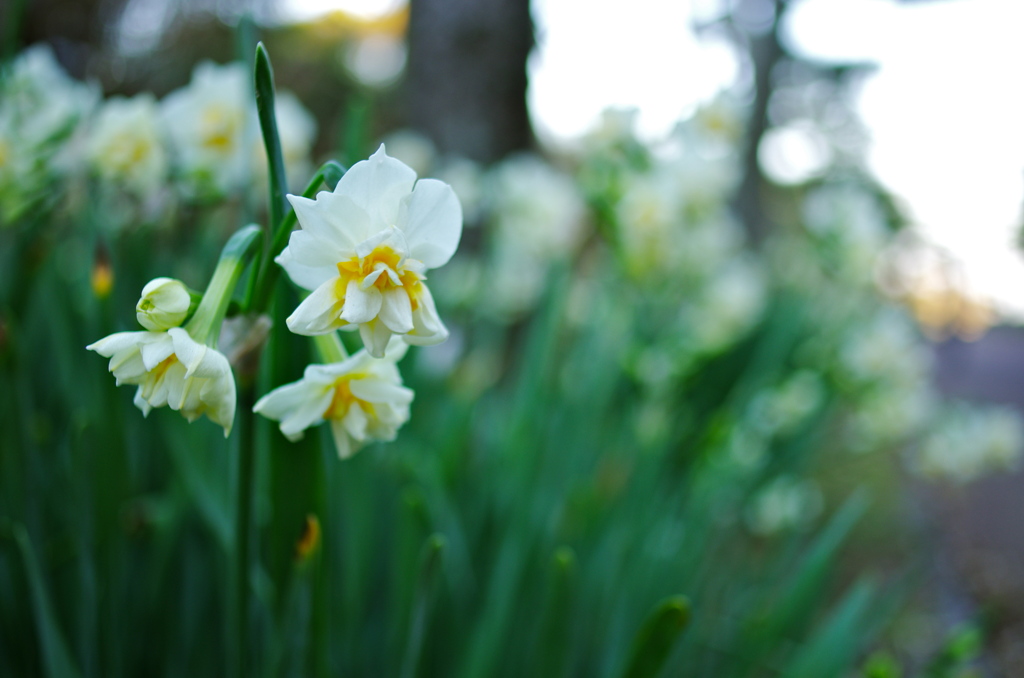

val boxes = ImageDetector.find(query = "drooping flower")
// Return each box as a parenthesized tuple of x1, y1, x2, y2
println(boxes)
(253, 339, 414, 458)
(87, 226, 261, 436)
(136, 277, 192, 331)
(277, 145, 462, 357)
(87, 327, 236, 435)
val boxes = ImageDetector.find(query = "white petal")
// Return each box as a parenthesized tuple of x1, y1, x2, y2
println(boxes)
(355, 224, 409, 259)
(255, 380, 321, 419)
(87, 331, 150, 358)
(189, 342, 232, 380)
(404, 284, 449, 346)
(361, 267, 385, 289)
(329, 419, 354, 459)
(335, 145, 416, 228)
(287, 192, 369, 252)
(359, 319, 393, 359)
(398, 178, 462, 269)
(168, 328, 208, 378)
(277, 230, 344, 291)
(200, 372, 236, 436)
(286, 278, 346, 335)
(349, 378, 414, 405)
(139, 335, 175, 371)
(381, 336, 410, 362)
(133, 388, 152, 416)
(342, 401, 369, 441)
(340, 280, 382, 325)
(378, 288, 414, 334)
(279, 389, 333, 439)
(111, 352, 149, 384)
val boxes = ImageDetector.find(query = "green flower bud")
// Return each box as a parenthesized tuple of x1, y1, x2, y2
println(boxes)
(136, 277, 191, 330)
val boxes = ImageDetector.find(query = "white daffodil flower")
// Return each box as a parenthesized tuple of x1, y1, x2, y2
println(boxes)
(277, 145, 462, 358)
(87, 327, 236, 435)
(160, 61, 253, 197)
(254, 340, 414, 458)
(86, 93, 168, 195)
(136, 277, 191, 331)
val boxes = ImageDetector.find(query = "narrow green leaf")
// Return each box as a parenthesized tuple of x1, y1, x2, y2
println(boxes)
(534, 546, 578, 677)
(254, 41, 288, 232)
(771, 490, 868, 635)
(10, 524, 83, 678)
(784, 578, 876, 678)
(401, 534, 446, 678)
(620, 596, 691, 678)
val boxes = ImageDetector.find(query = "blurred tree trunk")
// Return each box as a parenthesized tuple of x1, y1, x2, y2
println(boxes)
(405, 0, 534, 164)
(733, 0, 787, 246)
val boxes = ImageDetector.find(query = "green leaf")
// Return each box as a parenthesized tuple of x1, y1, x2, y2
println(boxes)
(401, 534, 446, 678)
(10, 524, 83, 678)
(254, 42, 288, 232)
(620, 596, 691, 678)
(533, 546, 578, 677)
(784, 578, 876, 678)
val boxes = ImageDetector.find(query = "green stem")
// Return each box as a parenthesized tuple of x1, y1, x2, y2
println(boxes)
(312, 332, 349, 364)
(231, 385, 256, 678)
(186, 225, 262, 345)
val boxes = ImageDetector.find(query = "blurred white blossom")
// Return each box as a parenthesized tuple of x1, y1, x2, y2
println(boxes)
(0, 45, 97, 223)
(483, 153, 587, 317)
(86, 93, 168, 196)
(913, 404, 1024, 483)
(839, 308, 931, 389)
(161, 61, 253, 198)
(745, 476, 823, 536)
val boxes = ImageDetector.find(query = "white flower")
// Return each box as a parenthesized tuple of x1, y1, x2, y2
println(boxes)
(0, 45, 97, 224)
(136, 277, 191, 331)
(745, 476, 823, 536)
(87, 327, 236, 435)
(253, 341, 414, 458)
(913, 404, 1024, 483)
(277, 145, 462, 358)
(86, 93, 168, 195)
(482, 153, 586, 316)
(161, 61, 253, 197)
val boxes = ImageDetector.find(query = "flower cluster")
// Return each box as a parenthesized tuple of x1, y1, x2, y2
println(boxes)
(88, 143, 462, 459)
(0, 52, 316, 229)
(0, 45, 97, 225)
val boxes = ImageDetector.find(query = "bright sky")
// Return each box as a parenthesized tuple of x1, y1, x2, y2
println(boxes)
(279, 0, 1024, 318)
(529, 0, 1024, 318)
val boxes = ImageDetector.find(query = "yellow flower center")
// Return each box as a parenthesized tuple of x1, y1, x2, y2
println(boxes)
(334, 245, 425, 309)
(322, 375, 376, 421)
(140, 354, 179, 400)
(200, 106, 241, 153)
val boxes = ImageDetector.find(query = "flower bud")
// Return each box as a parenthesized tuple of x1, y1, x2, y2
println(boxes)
(136, 277, 191, 330)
